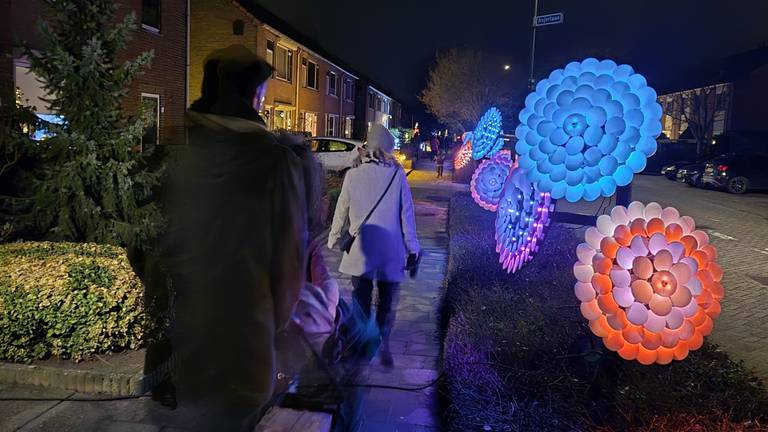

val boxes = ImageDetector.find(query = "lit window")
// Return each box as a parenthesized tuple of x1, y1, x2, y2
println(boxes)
(343, 116, 354, 138)
(713, 110, 726, 136)
(303, 58, 319, 90)
(142, 0, 161, 32)
(327, 71, 338, 96)
(302, 111, 318, 136)
(274, 45, 293, 82)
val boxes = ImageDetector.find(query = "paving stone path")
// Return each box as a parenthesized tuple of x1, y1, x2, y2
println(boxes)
(319, 167, 461, 432)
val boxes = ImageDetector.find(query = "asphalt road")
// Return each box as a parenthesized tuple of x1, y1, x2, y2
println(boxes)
(561, 175, 768, 379)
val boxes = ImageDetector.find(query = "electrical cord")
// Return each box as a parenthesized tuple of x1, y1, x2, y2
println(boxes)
(0, 394, 151, 402)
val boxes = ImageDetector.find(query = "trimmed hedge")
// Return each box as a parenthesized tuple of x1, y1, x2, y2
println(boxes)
(0, 242, 150, 362)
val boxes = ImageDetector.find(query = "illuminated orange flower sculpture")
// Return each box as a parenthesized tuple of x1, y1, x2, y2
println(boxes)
(454, 133, 473, 170)
(574, 201, 723, 365)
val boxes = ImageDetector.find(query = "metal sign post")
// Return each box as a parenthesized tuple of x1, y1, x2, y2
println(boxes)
(528, 1, 564, 90)
(551, 184, 632, 227)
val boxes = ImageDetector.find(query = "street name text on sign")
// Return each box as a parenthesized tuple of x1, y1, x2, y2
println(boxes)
(533, 13, 564, 27)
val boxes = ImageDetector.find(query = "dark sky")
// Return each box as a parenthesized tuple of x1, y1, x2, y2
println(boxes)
(255, 0, 768, 128)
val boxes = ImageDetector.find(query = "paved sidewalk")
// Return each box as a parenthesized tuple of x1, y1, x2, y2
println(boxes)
(319, 167, 461, 431)
(0, 168, 460, 432)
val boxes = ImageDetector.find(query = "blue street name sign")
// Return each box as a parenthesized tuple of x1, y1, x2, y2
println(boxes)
(534, 13, 564, 27)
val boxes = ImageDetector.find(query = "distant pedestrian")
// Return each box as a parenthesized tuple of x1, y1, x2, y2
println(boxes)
(431, 135, 440, 154)
(328, 123, 420, 371)
(434, 151, 446, 178)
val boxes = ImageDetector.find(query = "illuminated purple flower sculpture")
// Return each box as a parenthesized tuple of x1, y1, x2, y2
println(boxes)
(514, 58, 663, 202)
(470, 152, 514, 211)
(472, 107, 505, 160)
(495, 169, 554, 273)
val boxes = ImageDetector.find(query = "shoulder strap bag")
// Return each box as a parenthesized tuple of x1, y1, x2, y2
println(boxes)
(338, 167, 399, 253)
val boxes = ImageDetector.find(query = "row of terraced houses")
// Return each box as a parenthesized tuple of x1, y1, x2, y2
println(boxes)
(0, 0, 406, 147)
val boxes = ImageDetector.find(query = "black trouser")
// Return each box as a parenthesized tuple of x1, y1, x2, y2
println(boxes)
(437, 165, 444, 177)
(350, 276, 400, 345)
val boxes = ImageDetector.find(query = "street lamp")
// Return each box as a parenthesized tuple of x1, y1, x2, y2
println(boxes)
(503, 64, 511, 71)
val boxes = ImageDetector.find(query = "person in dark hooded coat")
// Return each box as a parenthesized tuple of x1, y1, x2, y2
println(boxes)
(167, 45, 307, 431)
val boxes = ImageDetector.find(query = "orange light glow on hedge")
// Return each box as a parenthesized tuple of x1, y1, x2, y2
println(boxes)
(574, 201, 723, 365)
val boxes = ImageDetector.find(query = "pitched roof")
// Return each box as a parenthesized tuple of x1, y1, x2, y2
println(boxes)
(659, 45, 768, 94)
(235, 0, 399, 101)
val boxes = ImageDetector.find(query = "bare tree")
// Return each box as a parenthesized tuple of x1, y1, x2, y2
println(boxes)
(420, 48, 523, 133)
(663, 84, 730, 155)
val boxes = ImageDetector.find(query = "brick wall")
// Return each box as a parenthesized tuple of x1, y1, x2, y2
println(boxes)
(2, 0, 187, 146)
(188, 0, 257, 106)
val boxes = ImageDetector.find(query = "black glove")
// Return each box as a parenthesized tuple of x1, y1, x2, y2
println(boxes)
(406, 253, 421, 279)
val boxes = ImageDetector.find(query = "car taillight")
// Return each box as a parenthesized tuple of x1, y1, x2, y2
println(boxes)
(717, 164, 728, 171)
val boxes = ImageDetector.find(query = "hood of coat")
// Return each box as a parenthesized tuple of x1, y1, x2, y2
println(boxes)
(190, 45, 273, 122)
(366, 123, 395, 154)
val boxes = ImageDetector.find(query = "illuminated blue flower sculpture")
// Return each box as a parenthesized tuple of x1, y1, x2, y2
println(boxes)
(472, 107, 505, 160)
(470, 151, 514, 211)
(495, 169, 554, 273)
(514, 58, 663, 202)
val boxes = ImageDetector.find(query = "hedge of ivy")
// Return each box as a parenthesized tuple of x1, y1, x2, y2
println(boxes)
(0, 242, 150, 362)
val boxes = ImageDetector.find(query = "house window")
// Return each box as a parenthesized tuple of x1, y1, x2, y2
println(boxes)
(273, 107, 295, 130)
(326, 114, 338, 136)
(376, 96, 382, 112)
(140, 93, 160, 150)
(343, 79, 355, 102)
(713, 110, 726, 136)
(327, 71, 338, 96)
(266, 40, 275, 67)
(274, 45, 293, 82)
(343, 116, 354, 138)
(302, 111, 318, 136)
(303, 59, 319, 90)
(142, 0, 161, 32)
(368, 92, 375, 109)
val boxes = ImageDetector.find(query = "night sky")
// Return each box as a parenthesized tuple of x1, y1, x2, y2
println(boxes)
(254, 0, 768, 129)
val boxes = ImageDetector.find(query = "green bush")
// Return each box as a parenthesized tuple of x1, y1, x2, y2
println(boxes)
(0, 241, 151, 362)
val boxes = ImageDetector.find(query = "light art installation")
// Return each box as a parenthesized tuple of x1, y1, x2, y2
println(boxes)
(454, 132, 473, 170)
(495, 169, 554, 273)
(470, 151, 514, 211)
(514, 58, 663, 202)
(574, 201, 723, 365)
(471, 107, 505, 160)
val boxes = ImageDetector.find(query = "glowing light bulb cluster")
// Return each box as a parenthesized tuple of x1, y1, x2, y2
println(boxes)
(472, 107, 505, 160)
(574, 201, 723, 365)
(515, 58, 663, 202)
(454, 132, 474, 170)
(495, 169, 554, 273)
(470, 151, 514, 211)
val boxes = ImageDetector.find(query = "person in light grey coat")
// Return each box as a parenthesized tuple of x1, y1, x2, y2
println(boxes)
(328, 123, 420, 369)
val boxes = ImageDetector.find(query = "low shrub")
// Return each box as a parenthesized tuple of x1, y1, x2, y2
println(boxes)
(439, 193, 768, 431)
(0, 241, 151, 362)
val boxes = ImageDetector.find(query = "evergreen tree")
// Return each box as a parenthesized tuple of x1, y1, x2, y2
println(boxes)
(21, 0, 163, 249)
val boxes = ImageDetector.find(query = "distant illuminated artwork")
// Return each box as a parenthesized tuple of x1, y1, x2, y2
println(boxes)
(495, 169, 553, 273)
(514, 58, 663, 202)
(454, 132, 473, 170)
(470, 152, 514, 211)
(574, 202, 723, 365)
(471, 107, 504, 160)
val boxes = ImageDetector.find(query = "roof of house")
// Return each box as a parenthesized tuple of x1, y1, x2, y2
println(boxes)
(236, 0, 400, 101)
(659, 45, 768, 94)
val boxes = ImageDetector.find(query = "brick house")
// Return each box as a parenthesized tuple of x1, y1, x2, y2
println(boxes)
(0, 0, 188, 146)
(657, 46, 768, 155)
(189, 0, 401, 140)
(353, 80, 404, 140)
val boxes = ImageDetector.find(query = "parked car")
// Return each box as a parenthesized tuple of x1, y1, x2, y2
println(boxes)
(676, 161, 709, 187)
(308, 137, 363, 172)
(700, 153, 768, 193)
(661, 155, 715, 180)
